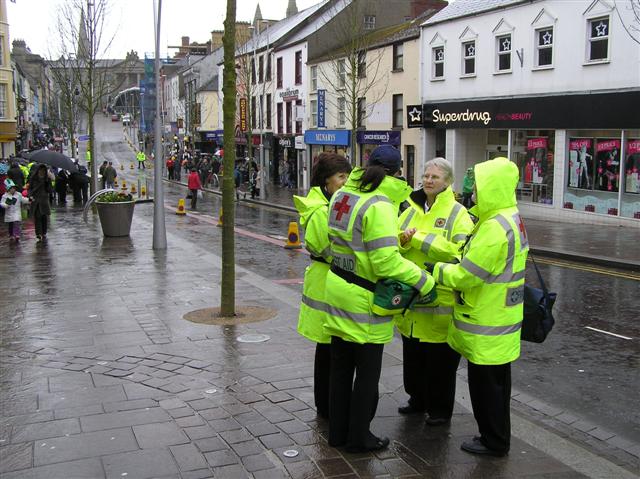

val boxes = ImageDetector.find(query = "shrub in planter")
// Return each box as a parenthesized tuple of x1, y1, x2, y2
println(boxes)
(96, 191, 135, 237)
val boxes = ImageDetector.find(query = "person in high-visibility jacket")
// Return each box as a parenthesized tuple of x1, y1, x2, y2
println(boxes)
(324, 145, 436, 453)
(395, 158, 474, 425)
(428, 157, 529, 457)
(137, 150, 146, 169)
(294, 153, 352, 420)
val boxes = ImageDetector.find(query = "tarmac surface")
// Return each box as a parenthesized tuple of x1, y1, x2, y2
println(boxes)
(1, 197, 638, 478)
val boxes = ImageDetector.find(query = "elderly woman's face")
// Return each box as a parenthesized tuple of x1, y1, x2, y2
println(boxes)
(422, 165, 449, 197)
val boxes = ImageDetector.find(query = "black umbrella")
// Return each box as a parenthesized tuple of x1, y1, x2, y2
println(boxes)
(22, 150, 79, 172)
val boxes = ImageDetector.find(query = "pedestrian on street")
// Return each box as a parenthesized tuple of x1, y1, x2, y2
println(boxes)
(187, 168, 203, 210)
(462, 167, 475, 208)
(99, 161, 108, 189)
(294, 153, 352, 419)
(103, 162, 117, 189)
(7, 162, 25, 191)
(28, 164, 53, 242)
(233, 163, 242, 201)
(395, 158, 474, 425)
(427, 157, 529, 457)
(166, 157, 175, 180)
(55, 169, 69, 204)
(1, 179, 31, 242)
(324, 145, 437, 453)
(136, 150, 146, 169)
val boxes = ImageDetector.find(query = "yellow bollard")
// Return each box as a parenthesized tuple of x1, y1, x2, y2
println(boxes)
(130, 184, 137, 195)
(141, 185, 147, 198)
(284, 221, 302, 249)
(176, 198, 186, 215)
(114, 178, 119, 187)
(130, 163, 134, 170)
(121, 179, 127, 191)
(217, 208, 223, 227)
(120, 163, 124, 170)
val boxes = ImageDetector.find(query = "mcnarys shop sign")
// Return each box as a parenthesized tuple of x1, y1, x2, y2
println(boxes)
(407, 91, 640, 130)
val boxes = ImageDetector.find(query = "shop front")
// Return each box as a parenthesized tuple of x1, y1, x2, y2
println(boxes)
(408, 90, 640, 225)
(357, 129, 401, 165)
(273, 135, 297, 186)
(197, 130, 223, 154)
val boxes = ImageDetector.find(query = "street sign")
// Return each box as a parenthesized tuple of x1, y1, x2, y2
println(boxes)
(78, 135, 90, 142)
(317, 89, 326, 128)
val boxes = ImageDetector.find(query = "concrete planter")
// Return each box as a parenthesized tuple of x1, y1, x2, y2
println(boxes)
(96, 201, 135, 237)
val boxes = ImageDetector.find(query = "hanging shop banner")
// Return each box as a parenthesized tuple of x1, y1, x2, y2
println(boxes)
(317, 89, 326, 128)
(239, 98, 248, 132)
(524, 138, 548, 185)
(625, 139, 640, 194)
(356, 130, 401, 146)
(568, 138, 594, 189)
(595, 139, 621, 192)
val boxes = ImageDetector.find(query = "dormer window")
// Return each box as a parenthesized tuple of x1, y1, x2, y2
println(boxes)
(588, 17, 609, 61)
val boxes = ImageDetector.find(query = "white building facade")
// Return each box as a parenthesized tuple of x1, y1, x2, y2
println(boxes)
(413, 0, 640, 226)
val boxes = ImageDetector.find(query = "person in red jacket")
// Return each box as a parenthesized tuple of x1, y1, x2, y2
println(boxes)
(187, 168, 203, 210)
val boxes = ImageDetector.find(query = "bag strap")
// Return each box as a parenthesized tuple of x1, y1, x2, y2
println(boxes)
(529, 253, 550, 298)
(330, 264, 377, 293)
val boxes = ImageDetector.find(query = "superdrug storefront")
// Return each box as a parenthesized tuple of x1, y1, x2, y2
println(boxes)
(407, 90, 640, 225)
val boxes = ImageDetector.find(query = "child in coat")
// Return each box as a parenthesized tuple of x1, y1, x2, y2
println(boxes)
(1, 179, 31, 242)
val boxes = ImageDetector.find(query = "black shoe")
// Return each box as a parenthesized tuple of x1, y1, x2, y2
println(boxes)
(398, 404, 426, 415)
(425, 416, 450, 426)
(345, 436, 390, 453)
(461, 437, 507, 457)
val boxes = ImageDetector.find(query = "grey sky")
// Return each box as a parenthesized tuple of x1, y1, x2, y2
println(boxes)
(7, 0, 320, 59)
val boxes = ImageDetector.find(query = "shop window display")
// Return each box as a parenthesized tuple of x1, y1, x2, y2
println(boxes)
(512, 130, 554, 205)
(622, 138, 640, 219)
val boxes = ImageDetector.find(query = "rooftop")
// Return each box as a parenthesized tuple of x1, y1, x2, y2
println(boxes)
(422, 0, 530, 26)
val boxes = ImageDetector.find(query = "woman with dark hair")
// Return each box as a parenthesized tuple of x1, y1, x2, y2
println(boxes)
(293, 152, 352, 419)
(324, 145, 437, 452)
(28, 164, 53, 242)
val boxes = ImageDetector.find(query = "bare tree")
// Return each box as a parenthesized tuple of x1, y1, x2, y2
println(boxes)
(48, 0, 133, 193)
(220, 0, 238, 317)
(317, 0, 389, 163)
(46, 54, 81, 159)
(616, 0, 640, 44)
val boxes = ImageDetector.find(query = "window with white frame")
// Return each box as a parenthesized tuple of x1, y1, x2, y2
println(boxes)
(357, 97, 366, 128)
(496, 34, 511, 72)
(462, 41, 476, 75)
(392, 94, 403, 128)
(310, 65, 317, 91)
(337, 97, 346, 127)
(338, 59, 346, 88)
(364, 15, 376, 30)
(588, 17, 609, 61)
(535, 27, 553, 67)
(311, 99, 318, 127)
(0, 84, 6, 118)
(357, 51, 366, 78)
(432, 46, 444, 79)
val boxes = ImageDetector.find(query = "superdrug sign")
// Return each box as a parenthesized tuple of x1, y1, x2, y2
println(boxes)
(408, 91, 640, 130)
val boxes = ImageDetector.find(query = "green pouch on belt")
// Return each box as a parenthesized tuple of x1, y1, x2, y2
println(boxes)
(372, 279, 421, 316)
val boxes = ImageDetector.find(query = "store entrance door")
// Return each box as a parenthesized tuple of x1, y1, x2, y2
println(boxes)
(487, 145, 508, 160)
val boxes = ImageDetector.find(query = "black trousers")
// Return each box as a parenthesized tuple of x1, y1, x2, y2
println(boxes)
(402, 336, 461, 419)
(190, 189, 198, 209)
(34, 214, 48, 237)
(314, 343, 330, 419)
(329, 336, 382, 448)
(467, 361, 511, 453)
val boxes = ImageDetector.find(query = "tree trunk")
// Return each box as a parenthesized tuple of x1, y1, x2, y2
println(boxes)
(220, 0, 237, 317)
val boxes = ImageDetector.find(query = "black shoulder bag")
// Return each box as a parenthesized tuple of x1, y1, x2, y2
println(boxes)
(521, 255, 557, 343)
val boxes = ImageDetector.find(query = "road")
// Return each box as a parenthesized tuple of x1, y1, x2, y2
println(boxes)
(93, 115, 640, 446)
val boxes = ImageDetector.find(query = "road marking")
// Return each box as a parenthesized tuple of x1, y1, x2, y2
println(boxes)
(530, 257, 640, 281)
(164, 204, 308, 253)
(584, 326, 632, 340)
(273, 278, 304, 285)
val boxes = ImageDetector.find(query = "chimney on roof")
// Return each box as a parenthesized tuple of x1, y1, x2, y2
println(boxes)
(286, 0, 298, 18)
(410, 0, 448, 18)
(181, 36, 190, 46)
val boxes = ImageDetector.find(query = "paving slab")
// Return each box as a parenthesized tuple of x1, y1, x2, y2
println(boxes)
(102, 448, 179, 479)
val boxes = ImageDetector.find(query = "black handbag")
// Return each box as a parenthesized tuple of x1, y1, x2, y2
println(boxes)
(521, 255, 557, 343)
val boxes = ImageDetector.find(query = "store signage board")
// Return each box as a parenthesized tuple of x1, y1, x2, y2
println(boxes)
(317, 89, 326, 128)
(278, 136, 294, 148)
(415, 91, 640, 129)
(304, 129, 350, 146)
(239, 98, 248, 132)
(356, 130, 401, 145)
(295, 135, 305, 150)
(279, 88, 299, 101)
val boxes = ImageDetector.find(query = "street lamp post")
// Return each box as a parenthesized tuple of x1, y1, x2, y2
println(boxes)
(249, 24, 267, 200)
(152, 0, 167, 249)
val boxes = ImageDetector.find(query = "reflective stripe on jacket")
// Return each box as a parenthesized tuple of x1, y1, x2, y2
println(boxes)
(323, 168, 435, 345)
(434, 157, 529, 365)
(395, 187, 474, 343)
(294, 187, 332, 344)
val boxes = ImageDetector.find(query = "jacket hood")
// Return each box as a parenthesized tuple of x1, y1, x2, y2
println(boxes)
(473, 157, 518, 218)
(408, 185, 454, 212)
(346, 167, 412, 205)
(293, 187, 329, 227)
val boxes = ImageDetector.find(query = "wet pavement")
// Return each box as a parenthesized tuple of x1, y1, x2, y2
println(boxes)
(1, 117, 637, 478)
